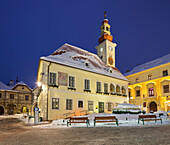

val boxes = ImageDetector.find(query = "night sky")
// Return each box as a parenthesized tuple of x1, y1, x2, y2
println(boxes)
(0, 0, 170, 88)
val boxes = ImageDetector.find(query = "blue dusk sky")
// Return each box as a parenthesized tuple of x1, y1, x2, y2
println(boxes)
(0, 0, 170, 88)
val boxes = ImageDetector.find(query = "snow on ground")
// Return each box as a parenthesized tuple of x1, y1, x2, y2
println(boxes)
(33, 113, 170, 128)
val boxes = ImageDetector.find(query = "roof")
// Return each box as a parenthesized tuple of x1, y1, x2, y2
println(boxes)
(124, 54, 170, 76)
(12, 81, 32, 91)
(0, 81, 12, 90)
(40, 43, 128, 81)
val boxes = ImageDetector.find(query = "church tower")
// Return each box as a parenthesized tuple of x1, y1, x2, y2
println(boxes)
(96, 12, 117, 67)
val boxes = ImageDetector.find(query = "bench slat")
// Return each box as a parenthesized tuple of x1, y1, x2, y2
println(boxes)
(95, 116, 116, 120)
(70, 117, 88, 120)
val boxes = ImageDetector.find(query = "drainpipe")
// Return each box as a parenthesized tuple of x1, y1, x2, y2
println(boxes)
(46, 62, 51, 120)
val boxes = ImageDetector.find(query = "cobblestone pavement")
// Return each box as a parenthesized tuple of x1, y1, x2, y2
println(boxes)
(0, 118, 170, 145)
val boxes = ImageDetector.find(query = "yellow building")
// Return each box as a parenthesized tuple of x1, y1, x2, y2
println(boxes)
(125, 54, 170, 113)
(0, 81, 33, 115)
(36, 14, 129, 120)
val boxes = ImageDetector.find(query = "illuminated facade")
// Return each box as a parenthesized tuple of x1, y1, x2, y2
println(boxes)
(125, 54, 170, 113)
(36, 13, 129, 120)
(0, 81, 33, 115)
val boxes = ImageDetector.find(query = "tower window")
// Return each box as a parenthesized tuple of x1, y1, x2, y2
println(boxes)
(163, 70, 168, 77)
(148, 74, 152, 80)
(106, 27, 109, 31)
(100, 56, 103, 60)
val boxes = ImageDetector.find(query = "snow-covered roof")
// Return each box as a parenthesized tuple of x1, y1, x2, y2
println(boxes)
(0, 81, 12, 90)
(40, 43, 128, 81)
(124, 54, 170, 76)
(12, 81, 32, 91)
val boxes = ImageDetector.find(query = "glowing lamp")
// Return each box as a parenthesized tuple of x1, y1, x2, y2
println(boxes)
(37, 82, 42, 87)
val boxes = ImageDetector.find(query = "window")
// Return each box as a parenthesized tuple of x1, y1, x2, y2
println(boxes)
(136, 78, 139, 83)
(22, 87, 24, 90)
(52, 98, 59, 109)
(116, 85, 120, 93)
(149, 88, 154, 96)
(106, 27, 109, 31)
(69, 76, 75, 88)
(110, 84, 115, 93)
(10, 94, 14, 99)
(163, 85, 169, 93)
(163, 70, 168, 77)
(25, 95, 29, 100)
(78, 100, 83, 108)
(66, 99, 72, 110)
(104, 83, 108, 93)
(49, 72, 56, 85)
(143, 102, 146, 107)
(96, 82, 101, 92)
(136, 90, 140, 97)
(84, 79, 90, 90)
(121, 87, 126, 95)
(88, 101, 93, 111)
(108, 103, 112, 111)
(0, 93, 2, 98)
(148, 74, 152, 80)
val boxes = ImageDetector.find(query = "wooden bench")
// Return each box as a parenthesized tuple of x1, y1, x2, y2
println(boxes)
(94, 116, 118, 126)
(67, 117, 89, 127)
(138, 115, 162, 125)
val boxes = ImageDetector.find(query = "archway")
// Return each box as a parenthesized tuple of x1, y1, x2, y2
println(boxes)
(149, 102, 157, 112)
(0, 105, 4, 115)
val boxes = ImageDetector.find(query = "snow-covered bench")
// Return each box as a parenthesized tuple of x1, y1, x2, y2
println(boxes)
(94, 116, 118, 126)
(138, 115, 162, 125)
(67, 117, 90, 127)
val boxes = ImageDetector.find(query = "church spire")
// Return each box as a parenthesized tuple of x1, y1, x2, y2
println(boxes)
(98, 11, 113, 43)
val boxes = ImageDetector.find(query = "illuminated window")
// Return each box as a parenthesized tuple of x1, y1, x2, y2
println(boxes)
(49, 72, 56, 85)
(163, 85, 169, 93)
(149, 88, 154, 96)
(52, 98, 59, 109)
(116, 85, 120, 93)
(143, 102, 146, 107)
(148, 74, 152, 80)
(136, 78, 139, 83)
(69, 76, 75, 88)
(88, 101, 93, 111)
(121, 87, 126, 95)
(136, 90, 140, 97)
(163, 70, 168, 77)
(96, 82, 101, 92)
(25, 95, 29, 100)
(78, 100, 83, 108)
(110, 84, 115, 93)
(104, 83, 108, 93)
(84, 79, 90, 90)
(66, 99, 72, 110)
(10, 94, 14, 99)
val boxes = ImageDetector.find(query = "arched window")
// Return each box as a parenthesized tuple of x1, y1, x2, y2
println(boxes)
(116, 85, 120, 93)
(121, 86, 126, 95)
(110, 83, 115, 93)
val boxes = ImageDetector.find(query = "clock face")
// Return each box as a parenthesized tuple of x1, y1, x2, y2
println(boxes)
(109, 46, 113, 51)
(100, 47, 103, 52)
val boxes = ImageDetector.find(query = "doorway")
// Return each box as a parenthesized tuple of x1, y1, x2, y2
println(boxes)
(0, 105, 4, 115)
(149, 101, 157, 112)
(98, 102, 104, 113)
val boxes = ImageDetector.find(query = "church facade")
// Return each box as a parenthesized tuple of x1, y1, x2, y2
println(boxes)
(125, 54, 170, 113)
(36, 14, 129, 120)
